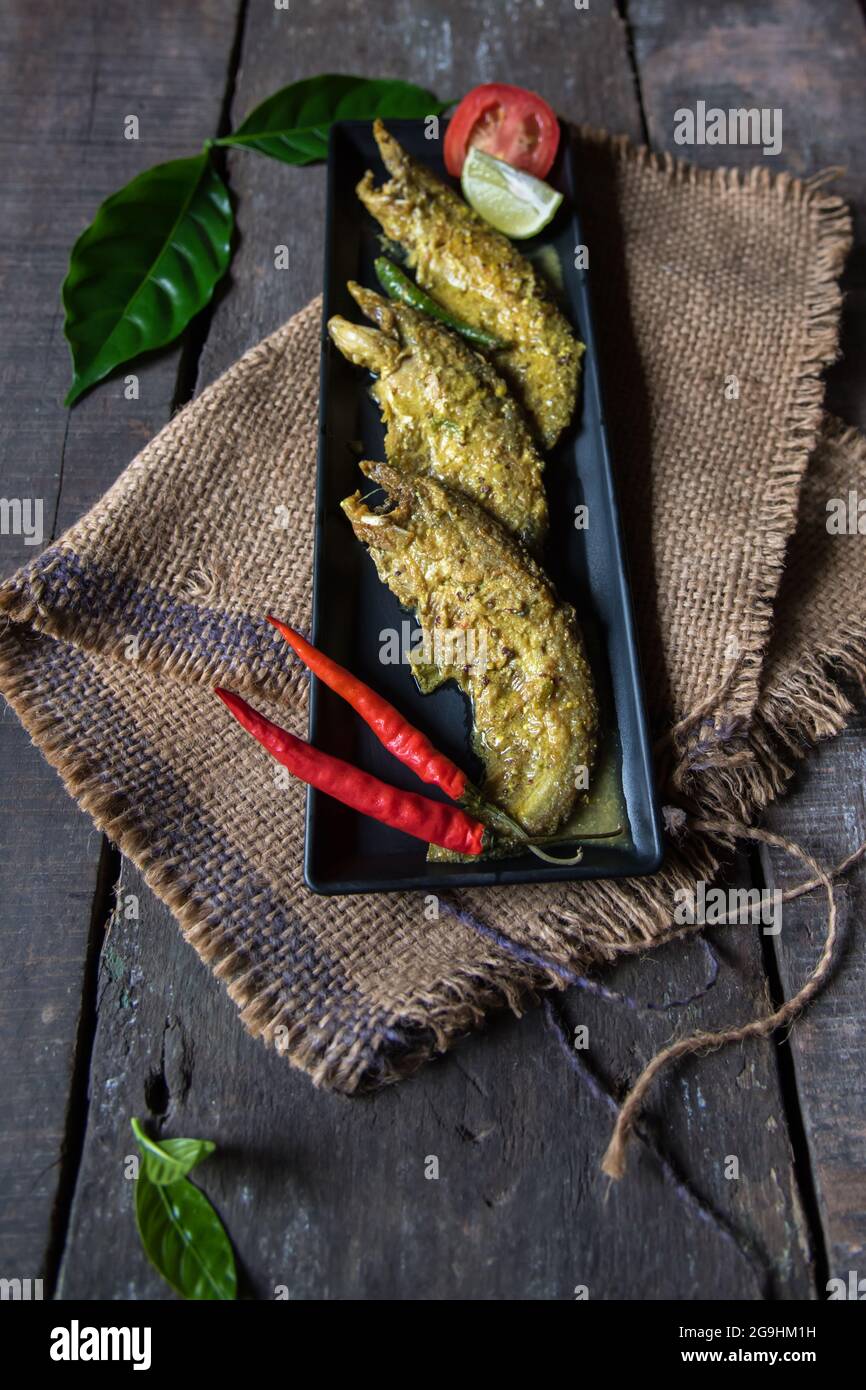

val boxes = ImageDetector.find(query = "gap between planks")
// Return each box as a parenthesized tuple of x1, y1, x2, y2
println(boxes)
(43, 0, 252, 1294)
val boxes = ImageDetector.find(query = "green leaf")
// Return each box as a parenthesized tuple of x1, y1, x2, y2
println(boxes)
(135, 1173, 237, 1300)
(131, 1117, 216, 1185)
(62, 153, 233, 406)
(218, 74, 450, 165)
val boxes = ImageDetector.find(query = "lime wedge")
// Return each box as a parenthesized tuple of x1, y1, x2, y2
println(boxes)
(460, 147, 563, 239)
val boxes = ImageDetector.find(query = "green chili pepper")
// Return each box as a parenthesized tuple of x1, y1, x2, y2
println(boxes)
(374, 257, 506, 352)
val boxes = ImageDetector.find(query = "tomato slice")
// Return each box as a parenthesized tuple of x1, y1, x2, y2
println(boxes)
(444, 83, 560, 179)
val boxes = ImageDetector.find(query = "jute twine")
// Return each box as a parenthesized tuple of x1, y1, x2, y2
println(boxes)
(1, 130, 865, 1180)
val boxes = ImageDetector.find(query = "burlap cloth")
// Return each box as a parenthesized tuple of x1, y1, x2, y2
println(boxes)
(2, 132, 865, 1158)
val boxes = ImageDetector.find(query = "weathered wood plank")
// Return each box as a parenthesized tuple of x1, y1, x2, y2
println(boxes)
(0, 0, 241, 1280)
(57, 0, 813, 1298)
(628, 0, 866, 432)
(760, 713, 866, 1284)
(59, 852, 814, 1300)
(629, 0, 866, 1288)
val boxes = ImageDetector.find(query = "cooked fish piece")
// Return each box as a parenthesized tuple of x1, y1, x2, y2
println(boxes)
(329, 283, 548, 552)
(341, 462, 598, 836)
(357, 119, 584, 450)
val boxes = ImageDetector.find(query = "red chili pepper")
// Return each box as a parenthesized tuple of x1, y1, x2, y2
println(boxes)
(267, 615, 468, 801)
(214, 687, 485, 857)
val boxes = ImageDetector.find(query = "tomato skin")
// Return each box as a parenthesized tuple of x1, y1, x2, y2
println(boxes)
(444, 83, 560, 179)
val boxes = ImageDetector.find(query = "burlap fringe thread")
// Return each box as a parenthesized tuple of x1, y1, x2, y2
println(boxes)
(0, 146, 862, 1181)
(601, 821, 866, 1180)
(556, 150, 861, 1177)
(577, 134, 854, 756)
(598, 573, 866, 1178)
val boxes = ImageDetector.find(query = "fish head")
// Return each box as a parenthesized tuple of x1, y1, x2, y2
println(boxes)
(327, 315, 395, 374)
(341, 460, 414, 544)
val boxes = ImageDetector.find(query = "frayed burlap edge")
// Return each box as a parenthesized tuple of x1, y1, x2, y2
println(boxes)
(576, 128, 853, 785)
(0, 306, 322, 700)
(0, 147, 860, 1101)
(676, 419, 866, 825)
(0, 619, 556, 1093)
(682, 634, 866, 825)
(1, 434, 863, 1095)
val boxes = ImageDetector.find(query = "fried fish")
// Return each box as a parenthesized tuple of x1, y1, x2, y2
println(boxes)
(341, 461, 598, 837)
(329, 283, 548, 552)
(356, 119, 583, 450)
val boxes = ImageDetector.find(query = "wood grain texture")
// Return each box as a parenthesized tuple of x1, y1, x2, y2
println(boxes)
(628, 0, 866, 1290)
(58, 855, 812, 1300)
(56, 0, 814, 1299)
(0, 0, 241, 1279)
(760, 713, 866, 1283)
(628, 0, 866, 432)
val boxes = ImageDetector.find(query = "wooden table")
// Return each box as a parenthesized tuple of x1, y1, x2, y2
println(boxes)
(2, 0, 864, 1300)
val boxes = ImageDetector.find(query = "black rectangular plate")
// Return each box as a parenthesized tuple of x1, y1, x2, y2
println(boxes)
(306, 119, 662, 894)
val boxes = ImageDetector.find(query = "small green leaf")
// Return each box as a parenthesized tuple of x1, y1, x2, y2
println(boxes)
(218, 74, 450, 165)
(135, 1173, 237, 1301)
(131, 1117, 216, 1184)
(62, 153, 233, 406)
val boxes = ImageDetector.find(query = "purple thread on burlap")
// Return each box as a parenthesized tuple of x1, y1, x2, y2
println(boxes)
(13, 550, 286, 676)
(439, 899, 719, 1012)
(11, 629, 441, 1080)
(11, 555, 723, 1074)
(7, 613, 510, 1083)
